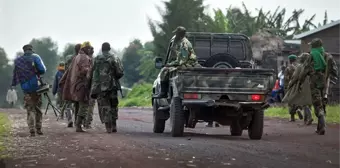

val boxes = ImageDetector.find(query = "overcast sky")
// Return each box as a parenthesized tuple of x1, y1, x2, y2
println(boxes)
(0, 0, 339, 59)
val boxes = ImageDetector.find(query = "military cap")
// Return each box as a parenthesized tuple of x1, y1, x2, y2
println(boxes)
(22, 44, 33, 51)
(308, 38, 323, 48)
(81, 41, 92, 48)
(172, 26, 186, 34)
(288, 54, 297, 60)
(59, 61, 65, 66)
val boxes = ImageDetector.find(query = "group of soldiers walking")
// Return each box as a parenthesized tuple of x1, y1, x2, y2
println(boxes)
(11, 41, 124, 136)
(283, 38, 338, 135)
(56, 42, 124, 133)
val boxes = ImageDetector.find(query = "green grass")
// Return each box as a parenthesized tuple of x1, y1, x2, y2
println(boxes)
(119, 83, 153, 107)
(265, 105, 340, 123)
(0, 112, 10, 158)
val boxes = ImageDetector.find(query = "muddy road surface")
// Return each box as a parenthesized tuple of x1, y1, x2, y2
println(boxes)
(1, 108, 339, 168)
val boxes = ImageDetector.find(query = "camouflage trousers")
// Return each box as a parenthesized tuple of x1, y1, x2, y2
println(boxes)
(159, 67, 177, 82)
(24, 93, 43, 133)
(97, 94, 118, 124)
(74, 101, 89, 121)
(310, 71, 325, 117)
(56, 92, 64, 109)
(83, 99, 95, 127)
(63, 101, 74, 123)
(159, 63, 201, 82)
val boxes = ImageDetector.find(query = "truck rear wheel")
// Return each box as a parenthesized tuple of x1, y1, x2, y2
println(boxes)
(153, 99, 166, 133)
(230, 121, 243, 136)
(170, 97, 185, 137)
(248, 110, 264, 140)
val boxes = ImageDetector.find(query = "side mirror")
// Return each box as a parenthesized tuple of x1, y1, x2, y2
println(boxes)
(155, 57, 163, 69)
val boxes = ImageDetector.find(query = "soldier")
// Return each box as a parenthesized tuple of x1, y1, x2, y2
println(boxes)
(91, 42, 124, 133)
(83, 46, 95, 129)
(11, 44, 47, 136)
(284, 55, 303, 122)
(306, 38, 327, 135)
(52, 62, 65, 111)
(59, 41, 93, 132)
(60, 44, 81, 127)
(154, 26, 201, 98)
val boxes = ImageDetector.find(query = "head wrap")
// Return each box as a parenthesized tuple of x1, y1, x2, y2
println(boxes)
(81, 41, 92, 48)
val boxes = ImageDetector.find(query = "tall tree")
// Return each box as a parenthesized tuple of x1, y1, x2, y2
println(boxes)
(137, 41, 159, 83)
(149, 0, 212, 57)
(0, 47, 14, 107)
(61, 43, 76, 60)
(121, 39, 143, 87)
(29, 37, 59, 84)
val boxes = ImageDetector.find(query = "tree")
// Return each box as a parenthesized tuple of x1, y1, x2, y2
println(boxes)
(61, 43, 76, 60)
(148, 0, 212, 57)
(29, 37, 59, 84)
(121, 39, 143, 87)
(137, 41, 159, 83)
(0, 47, 13, 107)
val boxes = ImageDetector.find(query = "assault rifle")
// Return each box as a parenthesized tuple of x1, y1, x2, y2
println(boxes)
(115, 79, 124, 98)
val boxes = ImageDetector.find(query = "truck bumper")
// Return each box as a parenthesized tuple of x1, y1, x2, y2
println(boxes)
(182, 100, 269, 109)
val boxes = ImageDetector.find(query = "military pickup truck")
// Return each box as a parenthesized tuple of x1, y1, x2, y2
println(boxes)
(152, 32, 275, 140)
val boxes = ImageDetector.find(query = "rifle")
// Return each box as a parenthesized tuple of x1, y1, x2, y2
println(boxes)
(115, 79, 124, 98)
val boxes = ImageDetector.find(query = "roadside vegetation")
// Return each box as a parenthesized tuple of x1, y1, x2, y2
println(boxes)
(265, 105, 340, 123)
(0, 112, 10, 158)
(119, 83, 153, 107)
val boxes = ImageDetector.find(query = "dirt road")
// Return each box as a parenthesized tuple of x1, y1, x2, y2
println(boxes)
(1, 108, 339, 168)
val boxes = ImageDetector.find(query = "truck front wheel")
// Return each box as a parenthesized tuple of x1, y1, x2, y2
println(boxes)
(153, 99, 166, 133)
(170, 97, 185, 137)
(248, 110, 264, 140)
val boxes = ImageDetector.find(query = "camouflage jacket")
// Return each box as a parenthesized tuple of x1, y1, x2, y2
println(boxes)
(284, 62, 298, 90)
(90, 51, 124, 98)
(168, 37, 198, 67)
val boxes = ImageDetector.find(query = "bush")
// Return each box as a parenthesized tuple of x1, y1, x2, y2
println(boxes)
(119, 83, 153, 107)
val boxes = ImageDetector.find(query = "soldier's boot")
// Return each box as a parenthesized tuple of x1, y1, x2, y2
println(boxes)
(76, 117, 85, 132)
(67, 121, 73, 128)
(105, 122, 112, 133)
(289, 114, 295, 122)
(305, 110, 313, 125)
(154, 81, 169, 98)
(36, 129, 43, 135)
(297, 109, 303, 120)
(316, 115, 326, 135)
(29, 130, 35, 137)
(111, 120, 117, 133)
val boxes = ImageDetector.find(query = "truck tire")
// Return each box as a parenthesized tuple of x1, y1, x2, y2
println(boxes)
(203, 53, 240, 68)
(248, 110, 264, 140)
(230, 121, 243, 136)
(170, 97, 185, 137)
(153, 99, 166, 133)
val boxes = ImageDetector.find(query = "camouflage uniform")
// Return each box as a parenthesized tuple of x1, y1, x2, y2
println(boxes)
(284, 55, 303, 121)
(83, 98, 95, 128)
(90, 43, 124, 133)
(157, 26, 201, 98)
(24, 93, 43, 135)
(305, 38, 328, 135)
